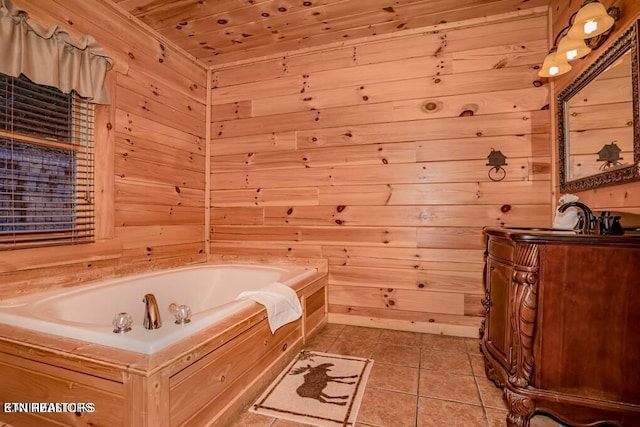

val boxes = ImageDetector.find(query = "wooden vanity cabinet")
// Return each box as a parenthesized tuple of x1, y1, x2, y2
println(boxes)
(483, 256, 513, 369)
(480, 228, 640, 427)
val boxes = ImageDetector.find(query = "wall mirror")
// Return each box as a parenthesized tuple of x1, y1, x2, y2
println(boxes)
(558, 19, 639, 192)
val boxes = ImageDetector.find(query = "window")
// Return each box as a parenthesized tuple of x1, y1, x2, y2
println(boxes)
(0, 73, 95, 249)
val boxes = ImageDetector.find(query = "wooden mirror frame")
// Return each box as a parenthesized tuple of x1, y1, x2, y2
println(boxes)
(558, 20, 640, 193)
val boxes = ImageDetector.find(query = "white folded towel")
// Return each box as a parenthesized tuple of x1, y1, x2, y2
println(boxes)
(553, 193, 580, 230)
(237, 282, 303, 333)
(552, 206, 579, 230)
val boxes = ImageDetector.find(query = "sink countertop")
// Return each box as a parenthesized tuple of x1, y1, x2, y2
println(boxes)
(484, 227, 640, 245)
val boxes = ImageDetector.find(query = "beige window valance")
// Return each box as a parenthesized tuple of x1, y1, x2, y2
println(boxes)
(0, 0, 113, 104)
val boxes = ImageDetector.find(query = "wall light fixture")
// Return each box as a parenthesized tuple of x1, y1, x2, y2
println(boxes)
(538, 0, 620, 78)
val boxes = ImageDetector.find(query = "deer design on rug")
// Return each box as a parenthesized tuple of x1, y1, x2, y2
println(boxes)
(290, 362, 359, 405)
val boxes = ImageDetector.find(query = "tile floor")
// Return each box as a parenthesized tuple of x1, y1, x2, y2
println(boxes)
(230, 324, 569, 427)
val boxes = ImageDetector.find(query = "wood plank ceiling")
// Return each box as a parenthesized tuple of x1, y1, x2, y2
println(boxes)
(114, 0, 547, 65)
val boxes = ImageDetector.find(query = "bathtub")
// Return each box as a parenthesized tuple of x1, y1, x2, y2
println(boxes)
(0, 264, 317, 354)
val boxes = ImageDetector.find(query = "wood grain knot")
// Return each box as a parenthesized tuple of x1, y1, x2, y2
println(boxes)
(423, 101, 438, 112)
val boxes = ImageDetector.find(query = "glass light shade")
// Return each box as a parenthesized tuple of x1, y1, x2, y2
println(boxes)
(556, 35, 591, 61)
(538, 49, 572, 78)
(567, 1, 615, 39)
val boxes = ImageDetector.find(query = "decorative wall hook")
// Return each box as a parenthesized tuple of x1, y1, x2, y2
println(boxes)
(597, 141, 623, 170)
(487, 149, 508, 182)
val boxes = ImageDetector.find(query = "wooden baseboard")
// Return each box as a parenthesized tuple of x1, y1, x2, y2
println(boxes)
(328, 313, 480, 338)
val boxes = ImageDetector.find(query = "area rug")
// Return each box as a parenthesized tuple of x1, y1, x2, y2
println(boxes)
(250, 351, 373, 426)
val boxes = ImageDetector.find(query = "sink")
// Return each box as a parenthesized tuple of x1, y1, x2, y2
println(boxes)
(505, 227, 640, 238)
(505, 227, 577, 234)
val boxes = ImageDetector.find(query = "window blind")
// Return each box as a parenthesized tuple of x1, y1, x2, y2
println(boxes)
(0, 73, 95, 249)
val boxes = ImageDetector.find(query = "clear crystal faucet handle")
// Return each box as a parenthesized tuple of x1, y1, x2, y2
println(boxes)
(112, 312, 133, 333)
(174, 305, 192, 325)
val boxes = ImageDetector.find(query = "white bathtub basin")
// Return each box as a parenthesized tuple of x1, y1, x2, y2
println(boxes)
(0, 264, 317, 354)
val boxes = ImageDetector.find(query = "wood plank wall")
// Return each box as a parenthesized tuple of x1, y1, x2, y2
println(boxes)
(549, 0, 640, 214)
(0, 0, 208, 299)
(209, 12, 552, 336)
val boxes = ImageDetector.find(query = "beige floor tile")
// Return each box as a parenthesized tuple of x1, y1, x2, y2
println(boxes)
(371, 343, 421, 368)
(303, 335, 336, 353)
(464, 337, 481, 354)
(417, 397, 486, 427)
(475, 375, 507, 410)
(339, 326, 381, 343)
(378, 329, 422, 346)
(228, 411, 275, 427)
(327, 337, 377, 359)
(357, 388, 417, 427)
(421, 349, 473, 375)
(469, 353, 487, 377)
(230, 327, 580, 427)
(272, 419, 314, 427)
(418, 369, 482, 405)
(485, 407, 510, 427)
(421, 333, 467, 353)
(531, 414, 566, 427)
(486, 408, 567, 427)
(318, 323, 346, 338)
(367, 363, 419, 395)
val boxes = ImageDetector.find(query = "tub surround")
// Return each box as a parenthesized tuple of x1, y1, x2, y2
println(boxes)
(0, 260, 328, 427)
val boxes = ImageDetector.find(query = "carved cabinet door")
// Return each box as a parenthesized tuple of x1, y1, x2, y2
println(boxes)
(484, 257, 513, 370)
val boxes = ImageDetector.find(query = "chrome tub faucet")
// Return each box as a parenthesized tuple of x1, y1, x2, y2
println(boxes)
(142, 294, 162, 330)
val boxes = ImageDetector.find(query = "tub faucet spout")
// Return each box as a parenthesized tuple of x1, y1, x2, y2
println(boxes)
(142, 294, 162, 330)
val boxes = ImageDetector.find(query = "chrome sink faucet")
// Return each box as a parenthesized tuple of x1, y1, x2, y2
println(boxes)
(558, 202, 596, 234)
(142, 294, 162, 329)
